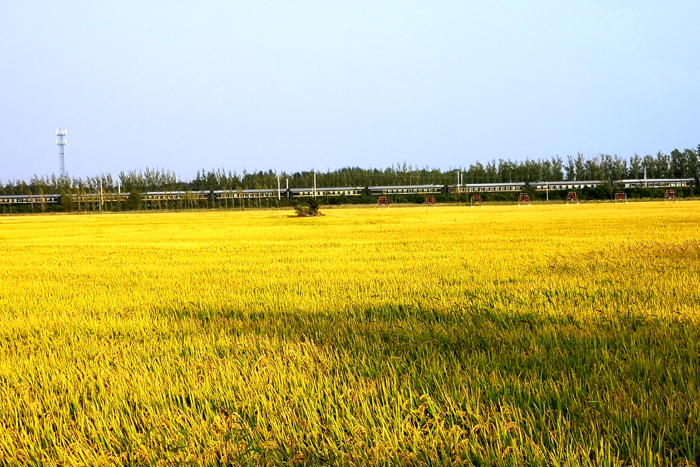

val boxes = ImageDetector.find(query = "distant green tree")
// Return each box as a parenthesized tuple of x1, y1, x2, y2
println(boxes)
(128, 190, 142, 210)
(551, 156, 564, 180)
(62, 190, 75, 213)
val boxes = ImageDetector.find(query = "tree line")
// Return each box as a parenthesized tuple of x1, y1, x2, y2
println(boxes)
(2, 145, 700, 196)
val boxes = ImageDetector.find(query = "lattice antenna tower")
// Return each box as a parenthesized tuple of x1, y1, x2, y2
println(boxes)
(56, 128, 67, 178)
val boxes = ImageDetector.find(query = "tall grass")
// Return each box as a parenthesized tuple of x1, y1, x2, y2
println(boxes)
(0, 203, 699, 465)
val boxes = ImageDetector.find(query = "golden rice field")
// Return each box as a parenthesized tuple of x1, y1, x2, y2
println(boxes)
(1, 202, 699, 466)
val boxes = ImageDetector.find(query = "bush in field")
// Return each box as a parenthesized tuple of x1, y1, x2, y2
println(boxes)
(294, 198, 323, 217)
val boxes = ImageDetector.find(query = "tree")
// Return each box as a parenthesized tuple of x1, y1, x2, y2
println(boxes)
(629, 154, 643, 179)
(654, 152, 669, 178)
(564, 156, 576, 181)
(128, 190, 142, 210)
(574, 153, 586, 181)
(551, 156, 564, 181)
(62, 189, 75, 213)
(294, 198, 322, 217)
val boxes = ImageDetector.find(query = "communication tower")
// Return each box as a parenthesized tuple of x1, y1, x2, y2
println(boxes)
(56, 128, 67, 177)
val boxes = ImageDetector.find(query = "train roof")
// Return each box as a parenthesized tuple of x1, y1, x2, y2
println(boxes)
(290, 186, 364, 191)
(143, 191, 192, 195)
(0, 194, 61, 198)
(212, 188, 278, 193)
(531, 180, 604, 185)
(619, 178, 694, 183)
(368, 184, 443, 189)
(458, 182, 526, 187)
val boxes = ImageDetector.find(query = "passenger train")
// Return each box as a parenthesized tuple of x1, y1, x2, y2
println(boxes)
(0, 178, 695, 206)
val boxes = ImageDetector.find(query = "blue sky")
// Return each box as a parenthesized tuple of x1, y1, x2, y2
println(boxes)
(1, 1, 699, 181)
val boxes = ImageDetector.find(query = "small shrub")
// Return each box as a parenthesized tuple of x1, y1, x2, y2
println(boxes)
(294, 199, 323, 217)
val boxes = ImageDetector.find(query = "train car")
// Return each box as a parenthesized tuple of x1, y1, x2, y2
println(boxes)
(213, 189, 280, 200)
(0, 194, 62, 205)
(367, 184, 446, 196)
(72, 192, 129, 203)
(140, 191, 210, 202)
(617, 178, 695, 189)
(289, 187, 365, 198)
(530, 180, 604, 191)
(99, 192, 129, 202)
(452, 182, 526, 193)
(142, 191, 187, 201)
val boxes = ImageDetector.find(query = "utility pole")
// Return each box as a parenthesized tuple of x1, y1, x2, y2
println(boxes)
(277, 175, 281, 200)
(313, 170, 317, 198)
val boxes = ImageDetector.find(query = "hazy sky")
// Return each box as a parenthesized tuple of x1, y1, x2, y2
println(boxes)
(2, 1, 699, 181)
